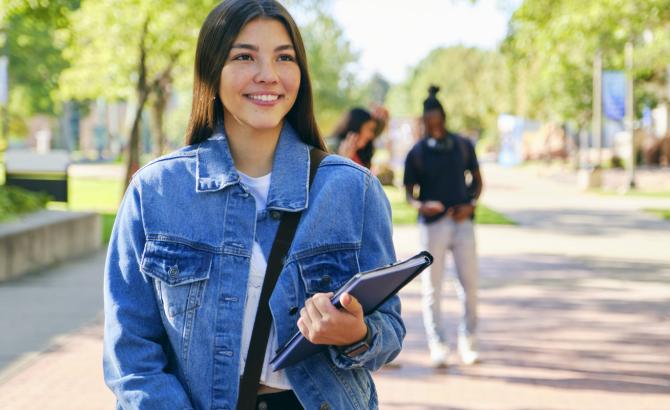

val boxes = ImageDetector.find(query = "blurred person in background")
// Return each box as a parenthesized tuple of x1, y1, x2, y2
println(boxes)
(328, 107, 385, 169)
(102, 1, 404, 409)
(403, 85, 483, 368)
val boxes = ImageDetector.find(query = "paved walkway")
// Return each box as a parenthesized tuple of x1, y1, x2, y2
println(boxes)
(1, 163, 669, 409)
(0, 250, 106, 370)
(376, 163, 670, 409)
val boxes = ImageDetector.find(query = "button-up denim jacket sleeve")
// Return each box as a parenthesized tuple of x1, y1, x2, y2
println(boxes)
(103, 178, 195, 410)
(327, 174, 406, 371)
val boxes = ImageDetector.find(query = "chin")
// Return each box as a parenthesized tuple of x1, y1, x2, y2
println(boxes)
(245, 119, 284, 131)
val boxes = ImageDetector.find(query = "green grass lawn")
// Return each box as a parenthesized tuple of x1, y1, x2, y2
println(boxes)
(645, 208, 670, 221)
(383, 186, 516, 226)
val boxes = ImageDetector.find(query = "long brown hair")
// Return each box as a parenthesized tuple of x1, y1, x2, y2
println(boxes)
(184, 0, 325, 150)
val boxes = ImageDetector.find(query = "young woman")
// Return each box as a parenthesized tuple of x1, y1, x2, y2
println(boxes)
(103, 1, 404, 409)
(328, 107, 379, 169)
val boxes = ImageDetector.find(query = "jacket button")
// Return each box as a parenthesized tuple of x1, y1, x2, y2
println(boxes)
(270, 210, 281, 220)
(320, 275, 332, 286)
(258, 401, 268, 410)
(289, 306, 299, 315)
(320, 403, 330, 410)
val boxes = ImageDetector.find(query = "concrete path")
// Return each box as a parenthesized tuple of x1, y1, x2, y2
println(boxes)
(0, 250, 106, 372)
(375, 163, 670, 409)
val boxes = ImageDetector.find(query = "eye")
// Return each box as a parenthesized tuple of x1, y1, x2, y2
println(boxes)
(278, 54, 296, 62)
(231, 54, 253, 61)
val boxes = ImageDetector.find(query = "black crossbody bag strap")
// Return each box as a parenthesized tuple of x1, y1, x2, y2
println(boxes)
(236, 148, 328, 410)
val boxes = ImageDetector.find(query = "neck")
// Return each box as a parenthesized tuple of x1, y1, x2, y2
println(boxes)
(429, 128, 447, 139)
(224, 117, 282, 177)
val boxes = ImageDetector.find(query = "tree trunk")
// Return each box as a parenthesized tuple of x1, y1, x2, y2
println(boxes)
(150, 68, 172, 157)
(124, 92, 149, 188)
(123, 17, 150, 191)
(151, 94, 167, 157)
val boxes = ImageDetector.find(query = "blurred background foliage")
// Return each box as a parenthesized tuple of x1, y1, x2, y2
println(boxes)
(1, 0, 670, 178)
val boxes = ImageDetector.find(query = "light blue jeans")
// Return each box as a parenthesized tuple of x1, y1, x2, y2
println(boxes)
(419, 215, 478, 349)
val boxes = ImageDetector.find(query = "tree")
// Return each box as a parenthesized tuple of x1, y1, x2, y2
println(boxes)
(59, 0, 216, 189)
(386, 46, 512, 140)
(284, 0, 362, 134)
(351, 72, 390, 107)
(504, 0, 670, 128)
(0, 0, 79, 146)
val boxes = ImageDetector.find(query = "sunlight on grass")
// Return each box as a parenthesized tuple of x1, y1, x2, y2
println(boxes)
(66, 177, 124, 212)
(645, 208, 670, 221)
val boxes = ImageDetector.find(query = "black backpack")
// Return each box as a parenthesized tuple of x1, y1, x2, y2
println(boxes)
(411, 134, 476, 200)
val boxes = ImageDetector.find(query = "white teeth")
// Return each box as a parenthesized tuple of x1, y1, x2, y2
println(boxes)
(248, 94, 279, 102)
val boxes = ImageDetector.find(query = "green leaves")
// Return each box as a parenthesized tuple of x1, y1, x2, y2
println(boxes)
(0, 185, 50, 221)
(3, 0, 79, 119)
(58, 0, 214, 102)
(386, 46, 512, 139)
(505, 0, 670, 125)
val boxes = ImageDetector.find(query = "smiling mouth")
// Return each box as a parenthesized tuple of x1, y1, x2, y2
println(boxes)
(244, 94, 283, 104)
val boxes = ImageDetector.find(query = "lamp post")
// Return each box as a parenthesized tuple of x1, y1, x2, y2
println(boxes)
(625, 41, 636, 189)
(0, 25, 9, 148)
(592, 49, 603, 167)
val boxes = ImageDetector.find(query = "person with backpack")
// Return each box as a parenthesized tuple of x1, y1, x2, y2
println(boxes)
(403, 85, 483, 368)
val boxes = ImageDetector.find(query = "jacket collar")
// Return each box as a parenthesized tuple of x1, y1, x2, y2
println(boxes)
(195, 121, 311, 212)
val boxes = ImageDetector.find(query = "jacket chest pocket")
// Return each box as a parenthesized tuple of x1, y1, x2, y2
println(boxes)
(140, 240, 213, 319)
(297, 249, 360, 295)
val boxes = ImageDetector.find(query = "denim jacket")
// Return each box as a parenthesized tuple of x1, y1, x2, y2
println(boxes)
(103, 122, 405, 410)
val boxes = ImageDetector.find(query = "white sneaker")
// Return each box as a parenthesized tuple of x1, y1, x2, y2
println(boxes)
(429, 342, 449, 368)
(458, 335, 479, 365)
(459, 346, 479, 365)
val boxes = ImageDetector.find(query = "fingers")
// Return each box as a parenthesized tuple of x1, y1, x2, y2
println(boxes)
(297, 292, 367, 345)
(337, 141, 351, 156)
(312, 292, 336, 316)
(304, 297, 323, 322)
(345, 131, 359, 142)
(338, 135, 357, 157)
(340, 292, 363, 319)
(297, 315, 309, 338)
(299, 293, 336, 343)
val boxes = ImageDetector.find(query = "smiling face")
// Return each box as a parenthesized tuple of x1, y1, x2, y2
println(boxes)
(219, 18, 301, 135)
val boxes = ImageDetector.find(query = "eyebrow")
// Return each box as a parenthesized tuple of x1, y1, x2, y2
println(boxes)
(231, 43, 295, 52)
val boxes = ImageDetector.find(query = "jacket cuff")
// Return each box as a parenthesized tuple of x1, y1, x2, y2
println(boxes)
(327, 318, 380, 369)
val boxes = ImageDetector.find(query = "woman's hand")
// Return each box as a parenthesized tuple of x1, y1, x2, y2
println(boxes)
(337, 132, 359, 159)
(297, 292, 368, 346)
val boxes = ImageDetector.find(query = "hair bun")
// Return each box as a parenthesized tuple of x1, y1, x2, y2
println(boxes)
(428, 85, 440, 97)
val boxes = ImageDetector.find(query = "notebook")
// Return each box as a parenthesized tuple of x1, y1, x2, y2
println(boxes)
(270, 251, 433, 371)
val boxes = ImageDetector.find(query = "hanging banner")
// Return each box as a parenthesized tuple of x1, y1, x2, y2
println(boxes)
(602, 70, 626, 121)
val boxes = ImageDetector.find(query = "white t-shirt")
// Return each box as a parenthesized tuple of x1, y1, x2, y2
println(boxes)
(237, 171, 291, 391)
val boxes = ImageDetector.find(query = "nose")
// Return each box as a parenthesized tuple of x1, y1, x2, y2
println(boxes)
(254, 58, 279, 84)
